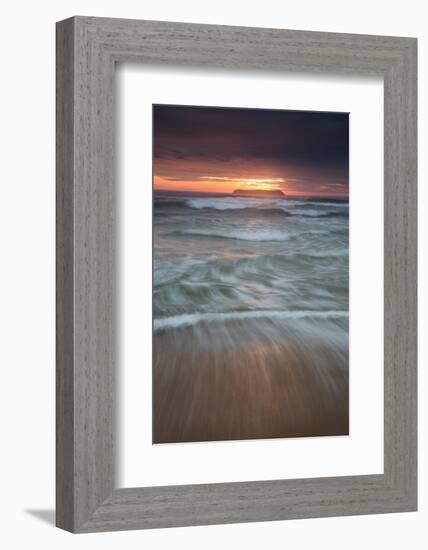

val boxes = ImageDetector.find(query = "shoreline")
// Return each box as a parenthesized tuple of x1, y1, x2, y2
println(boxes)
(153, 318, 349, 444)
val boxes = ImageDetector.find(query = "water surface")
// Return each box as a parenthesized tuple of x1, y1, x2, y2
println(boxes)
(153, 192, 349, 443)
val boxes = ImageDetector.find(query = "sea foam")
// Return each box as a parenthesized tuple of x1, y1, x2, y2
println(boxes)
(154, 309, 348, 331)
(180, 227, 289, 242)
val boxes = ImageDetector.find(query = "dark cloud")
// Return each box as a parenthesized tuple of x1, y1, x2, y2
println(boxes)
(153, 104, 349, 196)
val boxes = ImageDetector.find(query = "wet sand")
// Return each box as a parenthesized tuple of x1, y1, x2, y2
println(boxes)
(153, 317, 349, 444)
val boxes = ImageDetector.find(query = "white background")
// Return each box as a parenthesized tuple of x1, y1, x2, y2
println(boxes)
(0, 1, 425, 549)
(118, 67, 384, 487)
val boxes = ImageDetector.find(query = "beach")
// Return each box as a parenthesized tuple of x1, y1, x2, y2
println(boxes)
(153, 192, 349, 443)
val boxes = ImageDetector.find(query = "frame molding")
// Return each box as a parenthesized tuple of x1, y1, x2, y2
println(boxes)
(56, 16, 417, 533)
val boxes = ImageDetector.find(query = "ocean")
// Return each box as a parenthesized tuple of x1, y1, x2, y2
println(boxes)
(153, 191, 349, 443)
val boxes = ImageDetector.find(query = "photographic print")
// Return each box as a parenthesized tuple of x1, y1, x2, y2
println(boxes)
(153, 104, 349, 444)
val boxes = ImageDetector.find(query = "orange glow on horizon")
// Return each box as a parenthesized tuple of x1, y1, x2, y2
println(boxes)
(154, 175, 289, 194)
(153, 156, 347, 198)
(153, 174, 348, 198)
(204, 177, 285, 192)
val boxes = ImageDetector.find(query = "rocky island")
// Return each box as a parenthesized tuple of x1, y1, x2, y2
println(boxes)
(232, 188, 285, 198)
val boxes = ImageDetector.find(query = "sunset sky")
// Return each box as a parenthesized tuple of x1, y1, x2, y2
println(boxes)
(153, 105, 349, 197)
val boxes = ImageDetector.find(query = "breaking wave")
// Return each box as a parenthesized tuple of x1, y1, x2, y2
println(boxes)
(176, 227, 290, 242)
(156, 197, 349, 218)
(154, 309, 348, 331)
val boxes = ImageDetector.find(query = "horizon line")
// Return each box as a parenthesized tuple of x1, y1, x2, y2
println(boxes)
(153, 188, 349, 198)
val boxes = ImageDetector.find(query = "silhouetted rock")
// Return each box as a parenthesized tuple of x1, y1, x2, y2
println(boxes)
(232, 188, 285, 198)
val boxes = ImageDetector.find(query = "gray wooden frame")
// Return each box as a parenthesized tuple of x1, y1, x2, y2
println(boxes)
(56, 16, 417, 533)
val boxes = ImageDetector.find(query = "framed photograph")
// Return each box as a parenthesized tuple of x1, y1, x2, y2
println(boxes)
(56, 16, 417, 532)
(151, 104, 350, 445)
